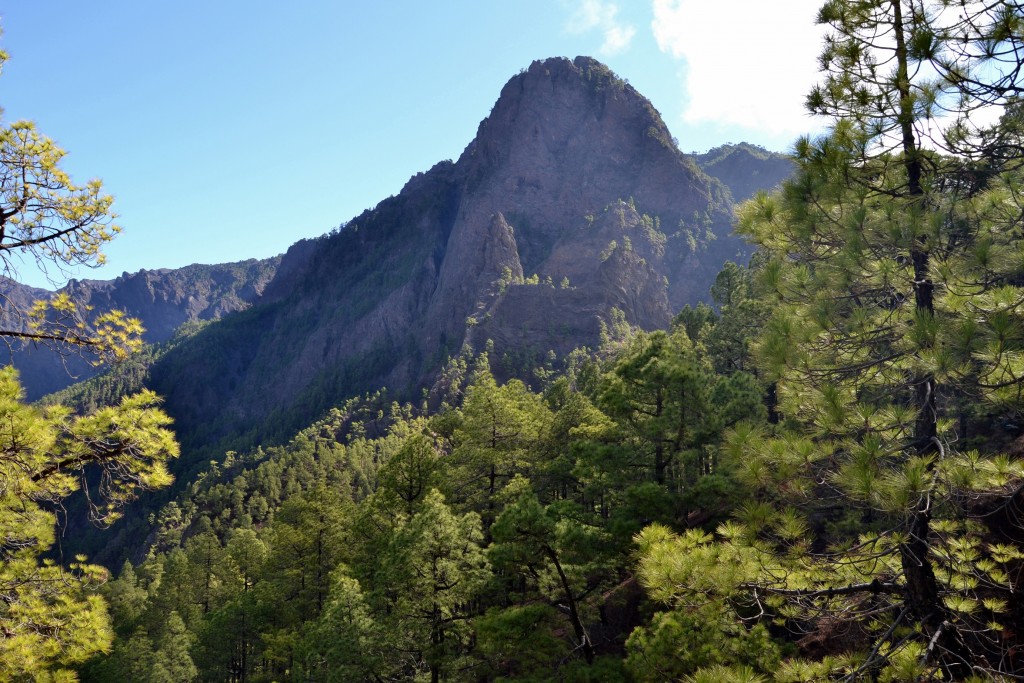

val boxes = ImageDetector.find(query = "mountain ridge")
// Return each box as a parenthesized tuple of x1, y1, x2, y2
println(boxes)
(2, 258, 282, 399)
(16, 58, 792, 459)
(142, 56, 734, 453)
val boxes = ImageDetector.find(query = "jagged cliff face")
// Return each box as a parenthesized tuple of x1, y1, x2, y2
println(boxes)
(145, 57, 768, 453)
(466, 200, 673, 362)
(427, 57, 721, 350)
(13, 57, 794, 458)
(2, 259, 281, 399)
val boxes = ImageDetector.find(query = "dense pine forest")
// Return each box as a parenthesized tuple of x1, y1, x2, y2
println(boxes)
(4, 0, 1024, 681)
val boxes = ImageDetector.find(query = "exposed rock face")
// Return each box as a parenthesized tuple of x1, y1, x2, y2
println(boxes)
(12, 57, 795, 459)
(444, 57, 734, 316)
(470, 201, 673, 365)
(140, 56, 778, 453)
(694, 143, 794, 203)
(1, 258, 281, 399)
(69, 261, 281, 340)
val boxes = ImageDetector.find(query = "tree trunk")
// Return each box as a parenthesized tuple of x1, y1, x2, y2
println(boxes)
(654, 390, 666, 485)
(891, 3, 974, 676)
(545, 545, 594, 664)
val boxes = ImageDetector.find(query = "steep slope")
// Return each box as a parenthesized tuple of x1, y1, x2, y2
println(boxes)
(127, 57, 746, 461)
(28, 57, 799, 480)
(694, 143, 793, 203)
(1, 258, 281, 399)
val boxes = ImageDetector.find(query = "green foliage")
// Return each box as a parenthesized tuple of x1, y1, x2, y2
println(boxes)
(376, 427, 442, 516)
(446, 364, 553, 532)
(490, 490, 614, 665)
(81, 305, 769, 681)
(598, 326, 763, 496)
(475, 605, 568, 679)
(299, 570, 382, 681)
(150, 612, 197, 683)
(0, 367, 177, 680)
(632, 1, 1024, 680)
(672, 302, 716, 342)
(41, 335, 179, 415)
(382, 489, 490, 679)
(673, 260, 772, 376)
(626, 602, 781, 681)
(0, 49, 142, 359)
(0, 120, 119, 272)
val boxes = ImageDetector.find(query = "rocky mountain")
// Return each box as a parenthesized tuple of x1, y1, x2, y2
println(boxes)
(1, 258, 281, 399)
(694, 142, 794, 203)
(17, 57, 793, 464)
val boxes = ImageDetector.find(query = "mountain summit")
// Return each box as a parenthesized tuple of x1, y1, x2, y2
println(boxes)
(430, 57, 730, 335)
(27, 58, 792, 458)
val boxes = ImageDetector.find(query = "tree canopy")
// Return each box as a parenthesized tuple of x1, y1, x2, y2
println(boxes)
(0, 367, 178, 679)
(636, 1, 1024, 679)
(0, 27, 178, 680)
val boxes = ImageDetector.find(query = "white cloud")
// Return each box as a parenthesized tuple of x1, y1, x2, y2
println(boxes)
(651, 0, 824, 136)
(602, 23, 637, 55)
(567, 0, 636, 56)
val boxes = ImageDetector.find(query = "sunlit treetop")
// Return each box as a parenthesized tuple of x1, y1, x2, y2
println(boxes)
(0, 26, 141, 362)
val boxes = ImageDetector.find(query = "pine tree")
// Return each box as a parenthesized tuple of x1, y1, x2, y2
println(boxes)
(104, 561, 150, 637)
(147, 549, 201, 633)
(376, 425, 442, 516)
(0, 27, 142, 358)
(597, 327, 763, 512)
(299, 570, 383, 682)
(197, 529, 268, 681)
(490, 488, 614, 665)
(474, 604, 568, 679)
(0, 368, 177, 679)
(447, 366, 552, 535)
(377, 489, 489, 682)
(637, 1, 1024, 679)
(701, 261, 770, 375)
(152, 611, 198, 683)
(183, 527, 232, 615)
(252, 487, 352, 675)
(599, 328, 712, 489)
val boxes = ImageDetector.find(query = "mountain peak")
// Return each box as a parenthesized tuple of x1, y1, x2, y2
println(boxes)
(29, 58, 791, 464)
(444, 57, 719, 313)
(460, 56, 681, 174)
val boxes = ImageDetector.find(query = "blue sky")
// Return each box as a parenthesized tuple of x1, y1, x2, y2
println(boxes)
(0, 1, 824, 289)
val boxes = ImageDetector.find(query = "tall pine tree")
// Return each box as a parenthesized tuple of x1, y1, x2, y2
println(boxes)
(637, 1, 1024, 679)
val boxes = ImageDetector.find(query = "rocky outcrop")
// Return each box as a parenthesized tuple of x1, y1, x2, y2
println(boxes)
(447, 57, 734, 313)
(15, 57, 795, 458)
(67, 260, 280, 341)
(468, 201, 673, 366)
(2, 258, 280, 399)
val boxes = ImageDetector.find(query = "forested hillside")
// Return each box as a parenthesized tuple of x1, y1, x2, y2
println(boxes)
(77, 270, 772, 682)
(37, 59, 794, 550)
